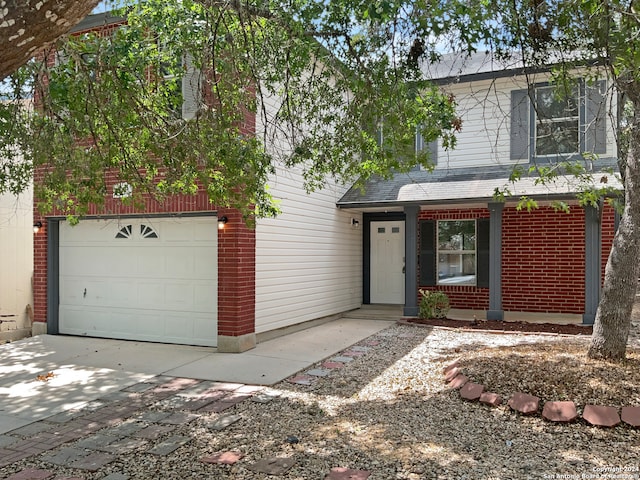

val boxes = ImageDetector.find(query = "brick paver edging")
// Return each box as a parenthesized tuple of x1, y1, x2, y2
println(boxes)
(443, 359, 640, 428)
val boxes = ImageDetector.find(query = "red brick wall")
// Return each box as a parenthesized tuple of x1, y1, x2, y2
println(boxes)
(217, 209, 256, 337)
(417, 205, 612, 315)
(502, 206, 585, 313)
(418, 208, 490, 310)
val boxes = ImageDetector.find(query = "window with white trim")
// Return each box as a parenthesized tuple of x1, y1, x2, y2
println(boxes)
(437, 220, 476, 285)
(534, 85, 579, 156)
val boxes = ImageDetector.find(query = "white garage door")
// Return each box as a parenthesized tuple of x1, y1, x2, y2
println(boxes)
(59, 216, 218, 347)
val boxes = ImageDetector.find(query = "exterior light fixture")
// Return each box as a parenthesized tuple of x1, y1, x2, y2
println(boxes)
(351, 218, 360, 228)
(218, 216, 228, 230)
(33, 221, 43, 234)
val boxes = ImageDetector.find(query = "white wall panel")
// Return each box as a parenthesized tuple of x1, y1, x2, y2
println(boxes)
(0, 189, 33, 336)
(255, 91, 362, 332)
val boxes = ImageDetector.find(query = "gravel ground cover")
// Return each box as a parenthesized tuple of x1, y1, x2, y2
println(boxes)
(1, 317, 639, 479)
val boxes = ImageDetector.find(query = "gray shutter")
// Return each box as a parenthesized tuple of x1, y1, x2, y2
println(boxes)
(476, 218, 490, 288)
(585, 80, 607, 155)
(414, 128, 437, 169)
(428, 140, 438, 166)
(510, 89, 530, 161)
(419, 220, 436, 286)
(182, 53, 201, 121)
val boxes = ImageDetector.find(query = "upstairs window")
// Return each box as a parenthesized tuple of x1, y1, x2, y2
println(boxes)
(510, 80, 607, 161)
(534, 85, 579, 156)
(157, 40, 201, 121)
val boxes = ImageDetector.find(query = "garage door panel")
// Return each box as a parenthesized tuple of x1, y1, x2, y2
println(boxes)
(192, 314, 217, 340)
(165, 250, 195, 277)
(193, 250, 218, 278)
(163, 283, 195, 308)
(136, 250, 168, 276)
(59, 217, 218, 347)
(60, 278, 111, 306)
(162, 221, 197, 243)
(194, 285, 217, 311)
(59, 306, 112, 334)
(61, 247, 136, 277)
(135, 282, 166, 308)
(109, 281, 139, 305)
(165, 313, 192, 338)
(193, 221, 216, 242)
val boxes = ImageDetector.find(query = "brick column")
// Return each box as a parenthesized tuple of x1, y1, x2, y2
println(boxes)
(32, 214, 48, 335)
(217, 209, 256, 352)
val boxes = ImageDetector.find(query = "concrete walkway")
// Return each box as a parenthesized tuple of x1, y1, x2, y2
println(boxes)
(0, 316, 394, 434)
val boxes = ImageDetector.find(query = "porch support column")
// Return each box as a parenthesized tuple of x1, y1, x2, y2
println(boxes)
(403, 205, 419, 317)
(583, 204, 601, 325)
(487, 202, 504, 321)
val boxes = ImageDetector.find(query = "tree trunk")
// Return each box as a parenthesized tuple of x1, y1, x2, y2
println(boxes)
(588, 98, 640, 361)
(0, 0, 100, 81)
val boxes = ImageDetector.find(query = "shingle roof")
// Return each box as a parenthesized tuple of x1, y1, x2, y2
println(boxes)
(422, 51, 527, 83)
(336, 162, 621, 208)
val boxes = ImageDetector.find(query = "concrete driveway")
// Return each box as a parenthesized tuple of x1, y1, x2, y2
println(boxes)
(0, 317, 393, 434)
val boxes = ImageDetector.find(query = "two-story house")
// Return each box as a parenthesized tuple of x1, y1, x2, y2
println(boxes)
(32, 16, 619, 352)
(339, 51, 620, 325)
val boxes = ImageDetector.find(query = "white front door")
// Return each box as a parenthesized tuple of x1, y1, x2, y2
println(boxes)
(58, 216, 218, 346)
(370, 220, 405, 304)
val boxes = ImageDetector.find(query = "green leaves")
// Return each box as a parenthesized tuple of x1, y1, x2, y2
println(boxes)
(2, 0, 483, 219)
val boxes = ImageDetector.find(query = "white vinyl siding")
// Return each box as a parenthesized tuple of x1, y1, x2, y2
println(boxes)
(255, 89, 362, 333)
(255, 164, 362, 333)
(433, 77, 517, 169)
(0, 189, 33, 337)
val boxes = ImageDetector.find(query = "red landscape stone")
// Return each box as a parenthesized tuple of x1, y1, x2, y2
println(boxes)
(542, 401, 578, 422)
(459, 382, 485, 401)
(325, 467, 371, 479)
(201, 451, 243, 465)
(342, 350, 365, 357)
(443, 360, 461, 374)
(621, 406, 640, 427)
(448, 374, 468, 389)
(507, 393, 540, 414)
(322, 361, 345, 369)
(286, 375, 316, 385)
(479, 392, 502, 407)
(444, 367, 461, 382)
(582, 405, 621, 427)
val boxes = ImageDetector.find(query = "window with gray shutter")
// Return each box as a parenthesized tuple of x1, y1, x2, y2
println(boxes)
(511, 80, 607, 160)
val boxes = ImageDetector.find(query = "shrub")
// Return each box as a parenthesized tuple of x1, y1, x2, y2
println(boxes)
(419, 289, 450, 319)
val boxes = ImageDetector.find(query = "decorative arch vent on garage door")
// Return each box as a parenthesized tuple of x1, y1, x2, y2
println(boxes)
(115, 224, 158, 239)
